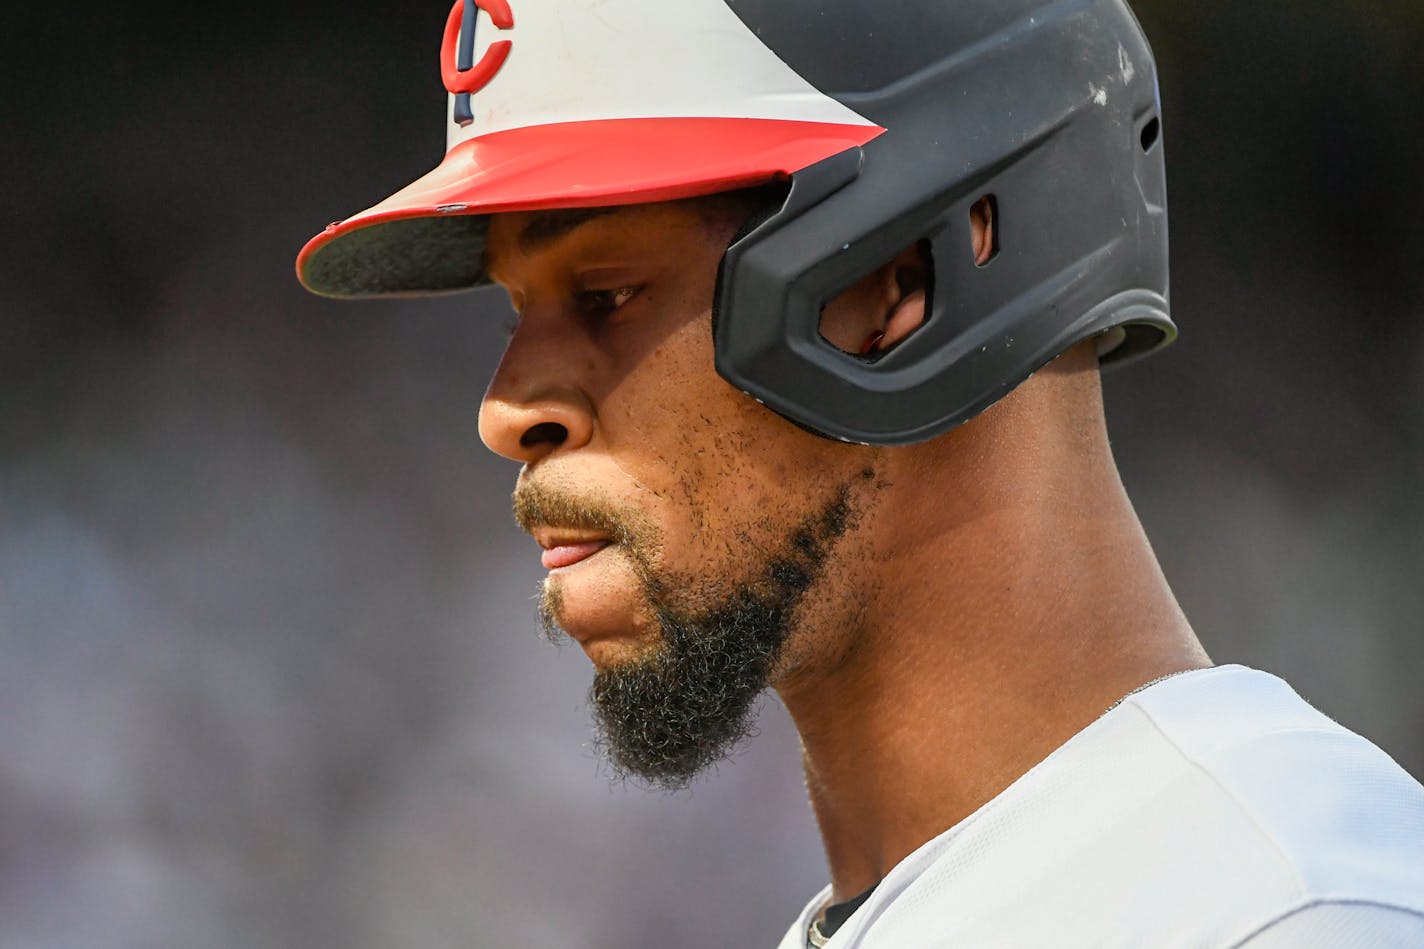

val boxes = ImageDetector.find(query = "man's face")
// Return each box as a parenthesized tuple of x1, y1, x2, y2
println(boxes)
(479, 199, 883, 788)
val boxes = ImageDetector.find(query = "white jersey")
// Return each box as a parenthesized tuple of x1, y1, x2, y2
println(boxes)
(778, 665, 1424, 948)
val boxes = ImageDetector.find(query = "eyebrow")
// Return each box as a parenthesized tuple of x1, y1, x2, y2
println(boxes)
(516, 206, 623, 253)
(481, 205, 627, 279)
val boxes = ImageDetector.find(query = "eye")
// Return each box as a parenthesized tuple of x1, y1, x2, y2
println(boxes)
(577, 286, 640, 319)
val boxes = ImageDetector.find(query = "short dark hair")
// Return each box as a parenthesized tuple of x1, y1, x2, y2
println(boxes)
(686, 181, 789, 238)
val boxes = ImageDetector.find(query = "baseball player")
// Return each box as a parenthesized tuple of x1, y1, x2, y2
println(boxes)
(296, 1, 1424, 945)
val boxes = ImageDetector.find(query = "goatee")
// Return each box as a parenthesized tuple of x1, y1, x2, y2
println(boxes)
(527, 481, 860, 791)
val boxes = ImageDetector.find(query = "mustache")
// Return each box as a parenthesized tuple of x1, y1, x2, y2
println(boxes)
(511, 481, 638, 546)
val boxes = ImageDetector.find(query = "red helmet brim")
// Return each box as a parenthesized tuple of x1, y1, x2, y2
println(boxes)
(296, 116, 882, 298)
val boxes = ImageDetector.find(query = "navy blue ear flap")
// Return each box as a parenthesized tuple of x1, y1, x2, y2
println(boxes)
(713, 0, 1174, 445)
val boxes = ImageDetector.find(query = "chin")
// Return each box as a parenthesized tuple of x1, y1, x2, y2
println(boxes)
(581, 635, 659, 671)
(540, 571, 660, 664)
(540, 545, 653, 637)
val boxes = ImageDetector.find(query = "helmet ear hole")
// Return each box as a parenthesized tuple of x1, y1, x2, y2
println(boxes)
(817, 239, 935, 358)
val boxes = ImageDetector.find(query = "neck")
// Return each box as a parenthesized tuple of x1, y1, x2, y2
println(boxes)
(774, 349, 1210, 901)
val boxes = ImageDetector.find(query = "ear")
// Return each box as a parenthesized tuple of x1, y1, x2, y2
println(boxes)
(878, 241, 930, 350)
(970, 195, 996, 267)
(819, 241, 932, 355)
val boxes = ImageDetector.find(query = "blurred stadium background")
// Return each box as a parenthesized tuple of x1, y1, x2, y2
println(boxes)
(3, 3, 1421, 946)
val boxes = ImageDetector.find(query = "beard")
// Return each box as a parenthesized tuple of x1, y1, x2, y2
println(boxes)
(515, 479, 861, 791)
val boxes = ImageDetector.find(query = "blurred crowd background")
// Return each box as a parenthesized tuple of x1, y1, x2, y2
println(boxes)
(3, 3, 1421, 947)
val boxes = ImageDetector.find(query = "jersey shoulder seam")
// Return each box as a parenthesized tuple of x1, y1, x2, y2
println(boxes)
(1124, 701, 1311, 897)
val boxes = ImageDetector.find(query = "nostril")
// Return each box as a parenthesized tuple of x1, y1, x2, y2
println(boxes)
(520, 421, 568, 449)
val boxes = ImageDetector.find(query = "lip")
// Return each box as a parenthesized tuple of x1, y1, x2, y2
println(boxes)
(531, 525, 614, 570)
(540, 540, 611, 570)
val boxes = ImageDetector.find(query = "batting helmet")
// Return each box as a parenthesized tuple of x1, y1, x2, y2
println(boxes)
(297, 0, 1173, 445)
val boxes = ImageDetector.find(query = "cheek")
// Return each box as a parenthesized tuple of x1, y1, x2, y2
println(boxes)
(603, 316, 736, 522)
(610, 320, 849, 567)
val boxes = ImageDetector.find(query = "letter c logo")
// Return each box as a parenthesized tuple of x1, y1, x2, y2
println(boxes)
(441, 0, 514, 126)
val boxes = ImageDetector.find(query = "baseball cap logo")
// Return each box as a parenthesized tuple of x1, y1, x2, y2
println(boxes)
(441, 0, 515, 126)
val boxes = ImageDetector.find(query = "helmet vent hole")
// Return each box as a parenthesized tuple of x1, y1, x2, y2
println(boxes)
(1140, 116, 1161, 152)
(971, 195, 998, 267)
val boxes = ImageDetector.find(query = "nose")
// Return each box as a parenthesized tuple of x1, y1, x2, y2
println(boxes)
(478, 335, 596, 465)
(479, 390, 595, 463)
